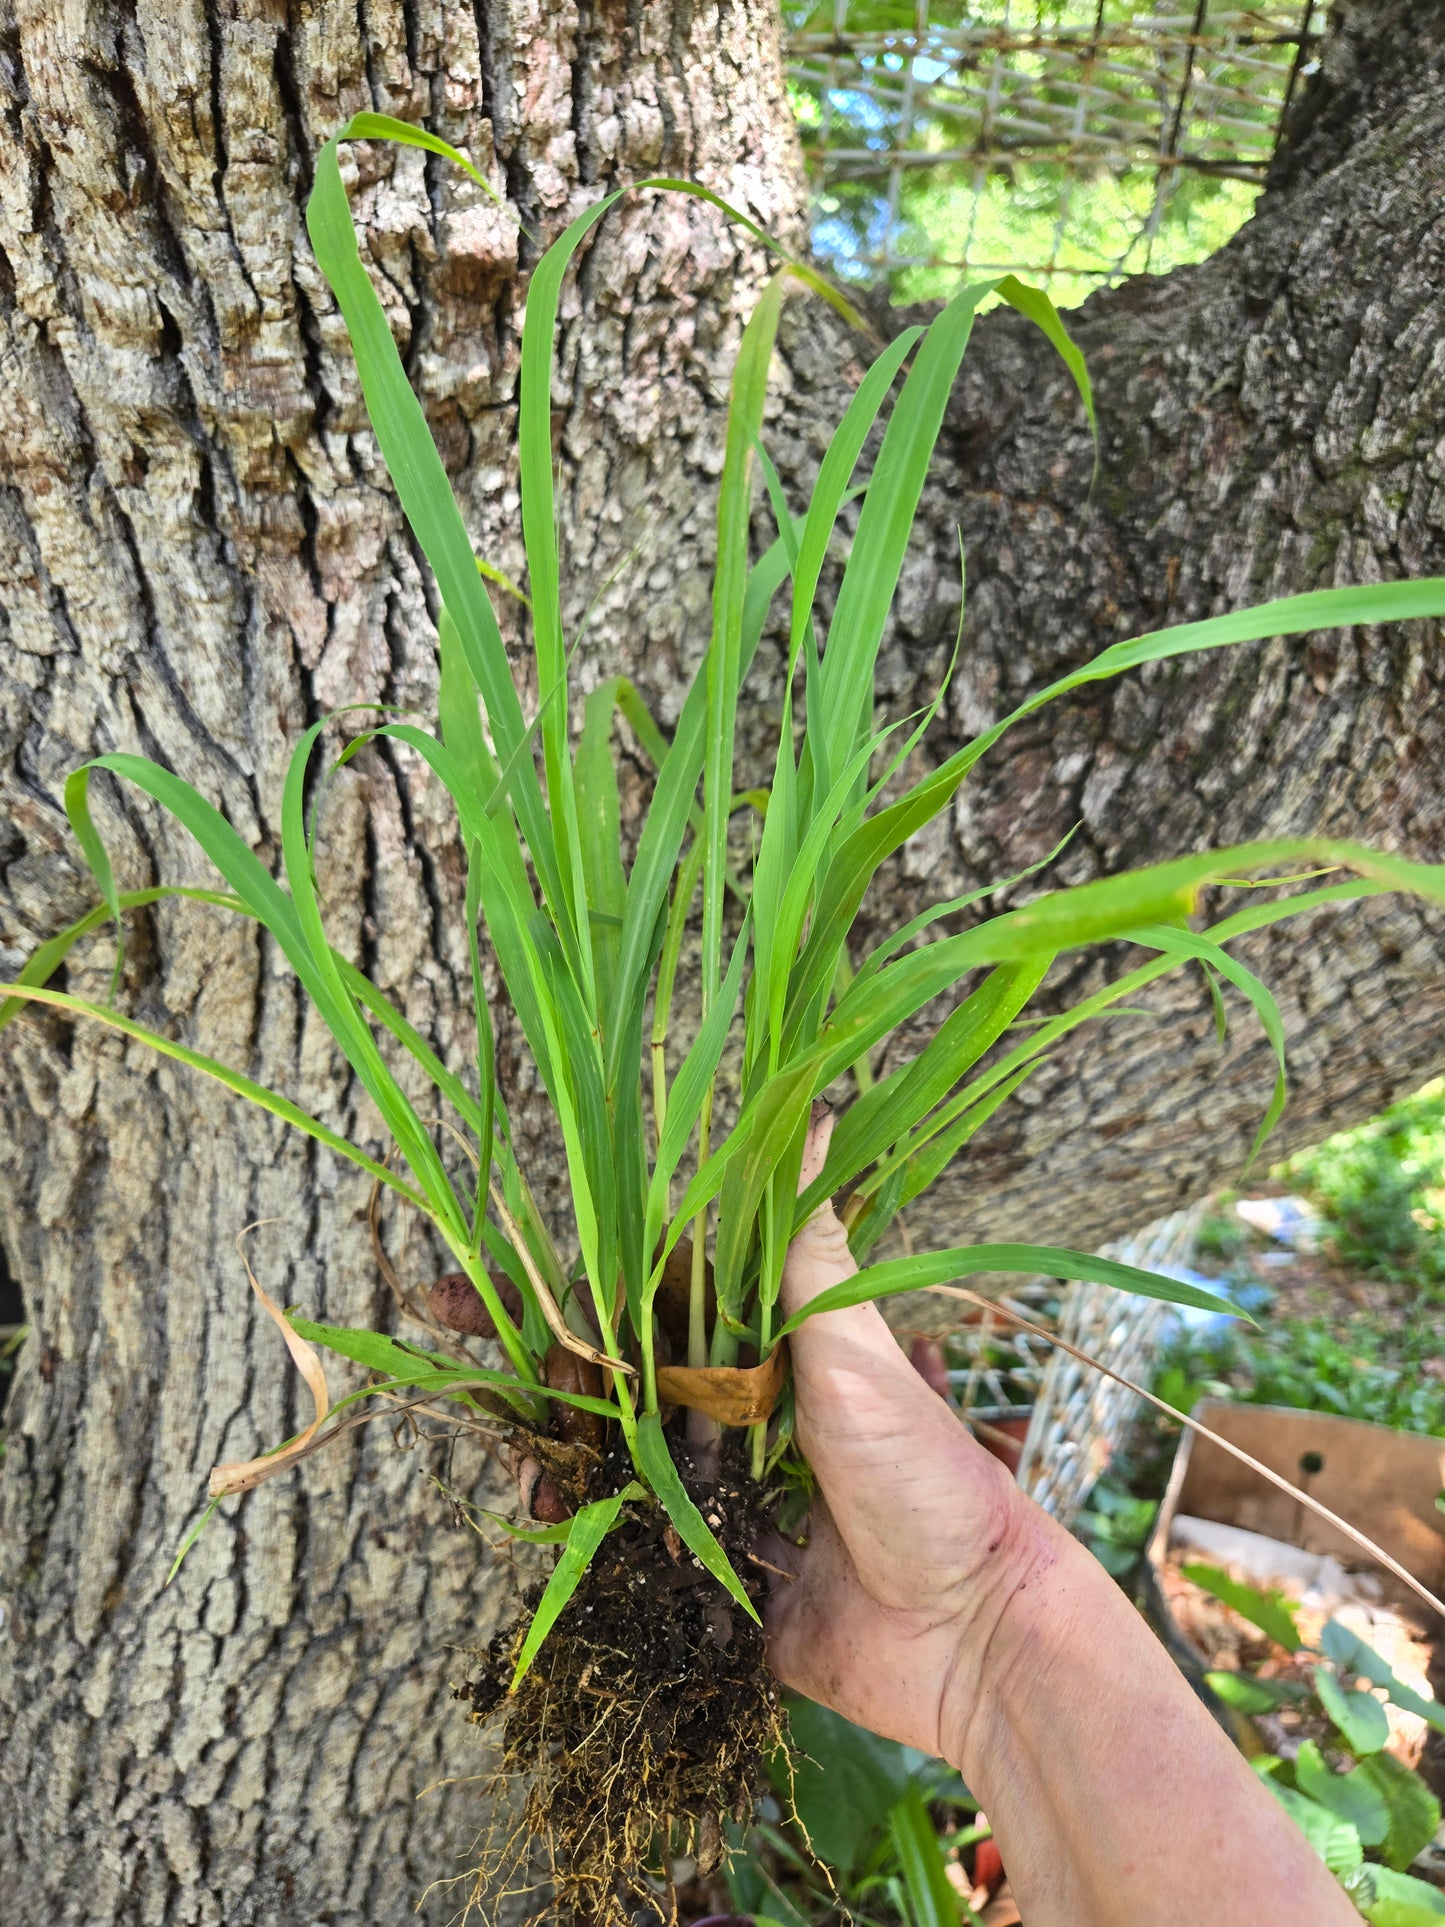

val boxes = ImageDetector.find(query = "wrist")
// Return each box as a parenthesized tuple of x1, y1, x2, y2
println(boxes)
(937, 1482, 1108, 1789)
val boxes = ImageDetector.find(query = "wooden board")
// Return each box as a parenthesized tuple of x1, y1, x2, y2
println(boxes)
(1148, 1400, 1445, 1604)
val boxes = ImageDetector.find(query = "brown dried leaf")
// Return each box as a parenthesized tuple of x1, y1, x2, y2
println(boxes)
(208, 1223, 331, 1497)
(655, 1344, 786, 1427)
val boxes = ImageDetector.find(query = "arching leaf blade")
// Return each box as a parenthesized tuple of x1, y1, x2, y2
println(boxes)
(635, 1413, 758, 1623)
(774, 1242, 1247, 1340)
(0, 983, 430, 1211)
(0, 885, 243, 1035)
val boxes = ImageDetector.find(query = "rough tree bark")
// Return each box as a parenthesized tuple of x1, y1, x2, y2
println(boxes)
(0, 5, 803, 1922)
(0, 1, 1441, 1921)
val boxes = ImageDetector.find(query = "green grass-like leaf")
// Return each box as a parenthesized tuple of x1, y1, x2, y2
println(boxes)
(0, 983, 429, 1210)
(14, 115, 1445, 1707)
(510, 1483, 647, 1689)
(636, 1412, 759, 1623)
(776, 1243, 1246, 1340)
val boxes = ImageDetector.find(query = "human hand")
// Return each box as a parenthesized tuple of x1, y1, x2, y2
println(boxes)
(767, 1107, 1360, 1927)
(766, 1104, 1061, 1768)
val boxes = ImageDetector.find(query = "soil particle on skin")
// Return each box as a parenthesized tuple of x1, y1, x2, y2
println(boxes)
(456, 1434, 785, 1924)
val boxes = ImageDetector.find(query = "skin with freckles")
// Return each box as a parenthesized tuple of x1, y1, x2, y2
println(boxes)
(768, 1109, 1357, 1926)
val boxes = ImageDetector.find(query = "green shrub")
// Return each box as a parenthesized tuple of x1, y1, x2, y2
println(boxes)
(1191, 1572, 1445, 1923)
(1157, 1315, 1445, 1440)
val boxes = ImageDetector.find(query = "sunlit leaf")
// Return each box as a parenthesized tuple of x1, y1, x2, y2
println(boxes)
(776, 1242, 1245, 1340)
(1315, 1666, 1391, 1754)
(1181, 1562, 1302, 1651)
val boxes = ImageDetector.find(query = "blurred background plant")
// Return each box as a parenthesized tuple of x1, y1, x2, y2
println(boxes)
(1284, 1079, 1445, 1294)
(1154, 1078, 1445, 1438)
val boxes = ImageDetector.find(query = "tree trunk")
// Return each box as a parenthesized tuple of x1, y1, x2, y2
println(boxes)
(1, 0, 1442, 1920)
(0, 4, 801, 1922)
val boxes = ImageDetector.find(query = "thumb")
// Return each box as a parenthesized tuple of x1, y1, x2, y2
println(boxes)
(783, 1101, 864, 1316)
(783, 1102, 951, 1481)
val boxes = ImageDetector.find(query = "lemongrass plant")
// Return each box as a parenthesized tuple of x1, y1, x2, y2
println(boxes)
(6, 114, 1445, 1645)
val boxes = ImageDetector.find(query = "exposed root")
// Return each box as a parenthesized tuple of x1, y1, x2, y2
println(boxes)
(452, 1438, 785, 1924)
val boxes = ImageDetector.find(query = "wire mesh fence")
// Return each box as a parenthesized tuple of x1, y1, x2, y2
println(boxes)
(785, 1, 1319, 304)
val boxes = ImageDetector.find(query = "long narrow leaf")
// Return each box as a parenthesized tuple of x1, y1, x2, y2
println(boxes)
(0, 884, 243, 1035)
(338, 111, 509, 208)
(775, 1242, 1246, 1339)
(307, 134, 569, 945)
(1130, 923, 1289, 1162)
(575, 678, 627, 1021)
(811, 283, 991, 791)
(510, 1483, 647, 1688)
(282, 720, 466, 1236)
(821, 839, 1445, 1090)
(610, 529, 795, 1091)
(793, 580, 1445, 1017)
(635, 1413, 758, 1622)
(812, 960, 1050, 1217)
(702, 275, 789, 1027)
(289, 1319, 619, 1418)
(643, 913, 753, 1301)
(857, 879, 1383, 1201)
(0, 984, 429, 1209)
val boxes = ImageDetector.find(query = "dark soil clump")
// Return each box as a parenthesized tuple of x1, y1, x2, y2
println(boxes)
(456, 1434, 784, 1923)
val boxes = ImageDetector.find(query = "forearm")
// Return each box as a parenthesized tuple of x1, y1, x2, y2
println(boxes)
(947, 1502, 1356, 1927)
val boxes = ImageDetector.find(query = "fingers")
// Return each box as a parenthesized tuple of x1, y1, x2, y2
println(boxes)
(784, 1096, 937, 1463)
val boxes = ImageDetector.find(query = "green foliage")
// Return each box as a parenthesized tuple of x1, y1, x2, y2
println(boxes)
(887, 1784, 970, 1927)
(781, 1698, 968, 1881)
(1294, 1739, 1391, 1846)
(1156, 1317, 1445, 1438)
(1314, 1670, 1391, 1757)
(1186, 1572, 1445, 1920)
(1258, 1766, 1367, 1877)
(784, 1, 1285, 307)
(1157, 1082, 1445, 1448)
(1356, 1753, 1443, 1875)
(7, 113, 1445, 1664)
(1179, 1563, 1301, 1652)
(725, 1697, 980, 1923)
(510, 1483, 647, 1688)
(1284, 1079, 1445, 1292)
(1204, 1670, 1305, 1716)
(1074, 1477, 1156, 1578)
(1343, 1864, 1445, 1926)
(635, 1413, 760, 1622)
(1321, 1623, 1445, 1737)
